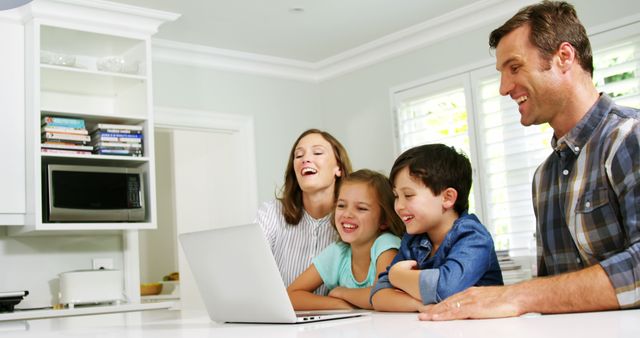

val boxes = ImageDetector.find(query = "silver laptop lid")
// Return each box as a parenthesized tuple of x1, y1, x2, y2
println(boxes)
(179, 223, 299, 323)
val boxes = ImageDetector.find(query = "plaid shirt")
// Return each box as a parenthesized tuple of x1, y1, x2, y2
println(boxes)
(532, 94, 640, 308)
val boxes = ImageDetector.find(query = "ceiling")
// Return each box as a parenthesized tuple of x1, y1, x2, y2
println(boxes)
(108, 0, 484, 63)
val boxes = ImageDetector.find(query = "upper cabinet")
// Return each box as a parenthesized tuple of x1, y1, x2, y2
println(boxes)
(9, 0, 179, 235)
(0, 17, 26, 225)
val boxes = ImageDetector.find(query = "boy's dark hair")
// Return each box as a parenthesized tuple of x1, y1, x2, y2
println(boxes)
(389, 144, 472, 215)
(489, 1, 593, 77)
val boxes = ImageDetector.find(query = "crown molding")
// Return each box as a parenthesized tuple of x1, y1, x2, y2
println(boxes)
(152, 0, 531, 83)
(152, 39, 319, 82)
(19, 0, 180, 36)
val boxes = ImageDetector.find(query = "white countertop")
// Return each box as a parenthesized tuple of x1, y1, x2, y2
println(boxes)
(0, 301, 175, 322)
(1, 308, 639, 338)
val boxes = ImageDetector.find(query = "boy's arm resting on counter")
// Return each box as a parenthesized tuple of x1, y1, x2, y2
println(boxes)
(329, 249, 398, 309)
(388, 260, 423, 300)
(419, 227, 501, 304)
(287, 265, 355, 310)
(370, 248, 423, 311)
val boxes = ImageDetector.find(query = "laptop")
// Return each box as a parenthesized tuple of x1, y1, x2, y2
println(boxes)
(178, 223, 370, 323)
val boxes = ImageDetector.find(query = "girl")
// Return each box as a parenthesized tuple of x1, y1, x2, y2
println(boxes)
(287, 169, 405, 310)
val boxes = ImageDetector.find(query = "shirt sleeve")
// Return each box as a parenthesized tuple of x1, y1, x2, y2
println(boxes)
(419, 226, 495, 304)
(369, 234, 409, 303)
(599, 125, 640, 308)
(255, 201, 278, 252)
(370, 233, 402, 261)
(312, 243, 343, 290)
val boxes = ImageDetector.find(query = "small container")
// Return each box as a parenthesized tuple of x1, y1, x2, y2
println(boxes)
(41, 51, 76, 67)
(140, 283, 163, 296)
(97, 56, 139, 74)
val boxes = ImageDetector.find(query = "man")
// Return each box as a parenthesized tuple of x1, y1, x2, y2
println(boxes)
(419, 1, 640, 320)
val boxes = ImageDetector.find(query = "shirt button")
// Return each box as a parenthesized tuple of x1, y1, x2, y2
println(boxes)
(576, 257, 581, 263)
(574, 146, 580, 152)
(562, 169, 569, 175)
(585, 201, 591, 208)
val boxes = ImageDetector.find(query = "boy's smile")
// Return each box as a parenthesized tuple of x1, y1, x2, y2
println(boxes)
(393, 167, 447, 236)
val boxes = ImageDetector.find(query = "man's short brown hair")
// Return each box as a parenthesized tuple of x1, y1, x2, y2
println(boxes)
(489, 1, 593, 76)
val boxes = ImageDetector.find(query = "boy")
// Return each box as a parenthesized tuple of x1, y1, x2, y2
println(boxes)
(370, 144, 503, 311)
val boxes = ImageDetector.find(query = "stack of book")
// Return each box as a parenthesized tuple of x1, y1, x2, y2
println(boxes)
(91, 123, 143, 157)
(41, 116, 92, 155)
(497, 250, 532, 285)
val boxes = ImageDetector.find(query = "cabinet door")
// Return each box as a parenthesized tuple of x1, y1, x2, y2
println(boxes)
(0, 20, 26, 223)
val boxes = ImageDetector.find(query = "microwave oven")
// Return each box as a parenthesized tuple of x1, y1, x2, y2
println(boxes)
(45, 164, 146, 222)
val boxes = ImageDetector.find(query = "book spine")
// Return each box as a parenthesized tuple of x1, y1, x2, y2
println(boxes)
(42, 127, 89, 135)
(42, 116, 85, 129)
(42, 132, 91, 142)
(93, 137, 142, 143)
(41, 148, 92, 155)
(94, 148, 143, 156)
(94, 142, 142, 148)
(41, 142, 93, 151)
(92, 132, 142, 139)
(93, 124, 143, 131)
(93, 129, 142, 134)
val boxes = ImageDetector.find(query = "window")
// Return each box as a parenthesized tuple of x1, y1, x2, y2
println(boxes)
(394, 26, 640, 256)
(593, 36, 640, 109)
(394, 75, 479, 214)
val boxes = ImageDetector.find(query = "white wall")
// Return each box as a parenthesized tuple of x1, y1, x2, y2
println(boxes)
(0, 229, 124, 307)
(319, 0, 640, 176)
(151, 62, 324, 204)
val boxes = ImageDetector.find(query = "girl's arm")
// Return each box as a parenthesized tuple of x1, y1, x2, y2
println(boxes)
(287, 265, 355, 310)
(328, 249, 398, 309)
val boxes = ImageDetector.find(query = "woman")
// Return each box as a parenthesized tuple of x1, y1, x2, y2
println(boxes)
(256, 129, 352, 295)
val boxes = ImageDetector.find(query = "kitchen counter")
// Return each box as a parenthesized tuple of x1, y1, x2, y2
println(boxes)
(0, 301, 175, 322)
(2, 308, 639, 338)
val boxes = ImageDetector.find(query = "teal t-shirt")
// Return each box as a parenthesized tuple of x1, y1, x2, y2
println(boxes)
(312, 232, 401, 290)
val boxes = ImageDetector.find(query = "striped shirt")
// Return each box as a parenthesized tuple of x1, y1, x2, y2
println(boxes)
(532, 94, 640, 308)
(256, 200, 338, 295)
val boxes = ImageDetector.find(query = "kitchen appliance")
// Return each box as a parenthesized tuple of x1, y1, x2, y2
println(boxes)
(44, 164, 145, 222)
(58, 270, 124, 308)
(0, 291, 28, 313)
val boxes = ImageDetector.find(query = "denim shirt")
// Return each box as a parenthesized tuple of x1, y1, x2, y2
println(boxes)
(370, 212, 503, 304)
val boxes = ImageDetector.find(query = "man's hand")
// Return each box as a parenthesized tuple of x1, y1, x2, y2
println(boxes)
(418, 285, 523, 321)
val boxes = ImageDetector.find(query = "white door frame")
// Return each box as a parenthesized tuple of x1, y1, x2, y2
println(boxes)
(154, 105, 258, 210)
(129, 106, 257, 307)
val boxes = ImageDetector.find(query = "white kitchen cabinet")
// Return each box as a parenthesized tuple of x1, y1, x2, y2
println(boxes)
(0, 18, 26, 225)
(0, 0, 179, 313)
(8, 0, 178, 235)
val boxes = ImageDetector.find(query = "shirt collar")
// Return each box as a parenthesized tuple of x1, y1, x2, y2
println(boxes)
(552, 93, 613, 155)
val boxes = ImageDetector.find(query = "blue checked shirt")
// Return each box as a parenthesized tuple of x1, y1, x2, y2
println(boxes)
(532, 94, 640, 308)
